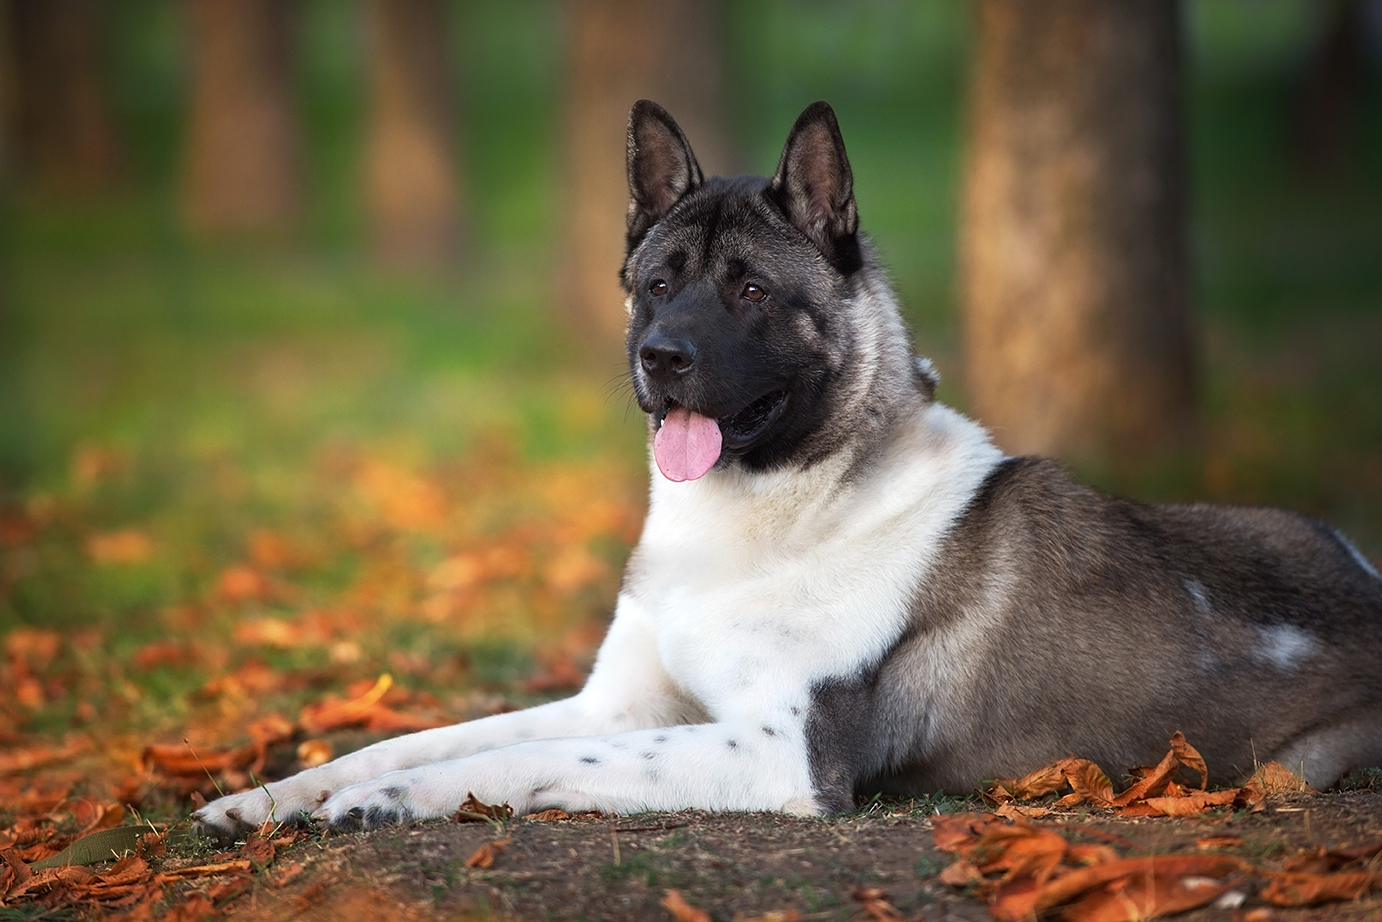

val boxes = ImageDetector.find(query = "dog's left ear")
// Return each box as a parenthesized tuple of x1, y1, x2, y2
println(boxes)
(626, 99, 704, 254)
(768, 101, 861, 273)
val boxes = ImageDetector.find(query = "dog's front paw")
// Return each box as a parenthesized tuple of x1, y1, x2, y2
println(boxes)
(192, 778, 333, 844)
(312, 770, 461, 833)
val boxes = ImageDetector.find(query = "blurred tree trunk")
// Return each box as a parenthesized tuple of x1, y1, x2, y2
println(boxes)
(1295, 0, 1366, 178)
(182, 0, 303, 236)
(7, 0, 122, 197)
(364, 0, 463, 267)
(560, 0, 734, 355)
(960, 0, 1194, 465)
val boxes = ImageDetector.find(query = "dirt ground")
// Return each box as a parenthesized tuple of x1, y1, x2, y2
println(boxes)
(205, 790, 1382, 921)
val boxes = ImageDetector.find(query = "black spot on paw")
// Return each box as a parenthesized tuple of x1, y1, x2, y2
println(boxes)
(762, 726, 776, 737)
(790, 707, 801, 717)
(330, 807, 366, 834)
(727, 739, 738, 750)
(580, 756, 600, 765)
(364, 806, 405, 828)
(653, 735, 667, 744)
(640, 751, 656, 760)
(378, 786, 405, 801)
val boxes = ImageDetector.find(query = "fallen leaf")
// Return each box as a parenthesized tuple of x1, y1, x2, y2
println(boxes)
(1196, 835, 1243, 849)
(851, 885, 906, 921)
(451, 793, 513, 823)
(87, 530, 153, 564)
(663, 889, 713, 922)
(297, 738, 334, 767)
(465, 837, 510, 869)
(157, 858, 252, 880)
(1260, 870, 1377, 906)
(525, 809, 571, 822)
(1250, 761, 1317, 795)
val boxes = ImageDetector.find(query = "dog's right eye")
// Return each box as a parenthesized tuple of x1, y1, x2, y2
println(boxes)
(650, 279, 669, 297)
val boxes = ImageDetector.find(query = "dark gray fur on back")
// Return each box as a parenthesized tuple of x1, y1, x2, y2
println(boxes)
(808, 458, 1382, 810)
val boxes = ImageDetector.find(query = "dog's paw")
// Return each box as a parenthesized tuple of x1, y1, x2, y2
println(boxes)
(192, 780, 331, 844)
(311, 771, 459, 834)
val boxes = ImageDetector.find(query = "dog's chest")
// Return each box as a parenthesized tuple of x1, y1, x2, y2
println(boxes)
(627, 408, 1004, 717)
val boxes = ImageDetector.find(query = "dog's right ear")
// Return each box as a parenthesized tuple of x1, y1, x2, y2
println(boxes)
(626, 100, 703, 253)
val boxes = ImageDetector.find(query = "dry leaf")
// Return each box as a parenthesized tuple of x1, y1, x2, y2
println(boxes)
(451, 793, 513, 823)
(1196, 835, 1243, 849)
(465, 837, 510, 869)
(851, 885, 906, 922)
(663, 889, 713, 922)
(157, 858, 252, 881)
(525, 809, 571, 822)
(1250, 761, 1317, 795)
(1260, 870, 1377, 906)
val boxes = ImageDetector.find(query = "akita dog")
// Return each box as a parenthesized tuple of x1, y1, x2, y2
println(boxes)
(194, 100, 1382, 840)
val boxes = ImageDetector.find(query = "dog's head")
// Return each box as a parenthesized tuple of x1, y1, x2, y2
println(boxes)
(622, 100, 918, 482)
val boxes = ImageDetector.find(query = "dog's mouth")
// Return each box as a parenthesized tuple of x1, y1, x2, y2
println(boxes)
(655, 391, 788, 448)
(652, 390, 788, 482)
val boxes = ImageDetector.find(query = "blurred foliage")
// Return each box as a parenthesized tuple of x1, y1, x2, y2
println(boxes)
(0, 0, 1378, 821)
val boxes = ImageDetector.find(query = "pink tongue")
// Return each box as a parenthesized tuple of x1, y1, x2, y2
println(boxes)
(654, 407, 723, 482)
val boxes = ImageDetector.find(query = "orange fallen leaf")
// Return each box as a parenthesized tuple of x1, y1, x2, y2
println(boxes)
(1249, 761, 1317, 795)
(1196, 835, 1244, 849)
(851, 885, 905, 922)
(157, 858, 252, 881)
(1260, 870, 1378, 907)
(465, 837, 510, 869)
(662, 889, 712, 922)
(452, 793, 513, 823)
(525, 809, 571, 822)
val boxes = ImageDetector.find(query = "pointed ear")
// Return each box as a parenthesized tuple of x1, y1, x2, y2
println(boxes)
(768, 101, 861, 272)
(626, 100, 703, 253)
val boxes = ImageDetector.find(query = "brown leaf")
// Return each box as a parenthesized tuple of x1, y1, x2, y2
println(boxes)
(851, 885, 906, 922)
(1031, 854, 1246, 915)
(451, 793, 513, 823)
(1119, 789, 1237, 817)
(1058, 871, 1241, 922)
(525, 809, 572, 822)
(996, 803, 1052, 820)
(295, 880, 328, 913)
(464, 837, 510, 870)
(937, 859, 982, 887)
(240, 834, 275, 866)
(1250, 761, 1317, 795)
(992, 761, 1070, 802)
(1167, 731, 1208, 789)
(1260, 870, 1377, 906)
(1195, 835, 1243, 849)
(156, 858, 252, 881)
(271, 861, 306, 887)
(662, 888, 713, 922)
(1060, 758, 1115, 808)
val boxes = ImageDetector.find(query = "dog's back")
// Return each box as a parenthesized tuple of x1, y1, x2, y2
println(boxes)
(813, 456, 1382, 806)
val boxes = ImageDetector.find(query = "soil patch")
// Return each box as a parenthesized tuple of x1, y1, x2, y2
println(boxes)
(217, 790, 1382, 921)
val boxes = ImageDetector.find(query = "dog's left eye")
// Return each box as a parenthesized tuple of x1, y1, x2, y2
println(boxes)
(650, 279, 669, 296)
(742, 283, 767, 303)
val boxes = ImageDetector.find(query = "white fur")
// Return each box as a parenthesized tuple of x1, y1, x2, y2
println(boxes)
(193, 402, 1002, 834)
(1251, 624, 1320, 671)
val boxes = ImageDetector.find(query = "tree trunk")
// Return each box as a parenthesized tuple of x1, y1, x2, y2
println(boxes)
(559, 0, 734, 354)
(960, 0, 1194, 465)
(181, 0, 303, 236)
(7, 0, 122, 197)
(363, 0, 463, 267)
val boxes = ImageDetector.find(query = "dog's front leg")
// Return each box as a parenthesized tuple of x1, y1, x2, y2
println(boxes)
(193, 608, 687, 840)
(314, 719, 821, 831)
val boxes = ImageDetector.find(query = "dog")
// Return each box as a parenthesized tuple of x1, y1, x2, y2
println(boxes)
(194, 100, 1382, 840)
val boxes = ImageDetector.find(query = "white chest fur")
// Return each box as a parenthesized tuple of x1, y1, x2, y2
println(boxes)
(624, 402, 1004, 720)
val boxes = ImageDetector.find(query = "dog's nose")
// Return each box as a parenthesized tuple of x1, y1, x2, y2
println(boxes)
(640, 334, 697, 377)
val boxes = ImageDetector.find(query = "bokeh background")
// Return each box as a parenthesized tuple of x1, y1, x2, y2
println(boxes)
(1, 0, 1380, 799)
